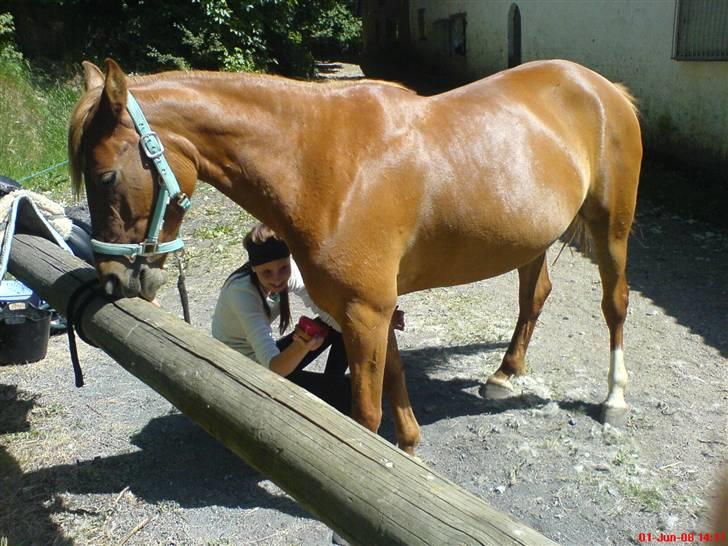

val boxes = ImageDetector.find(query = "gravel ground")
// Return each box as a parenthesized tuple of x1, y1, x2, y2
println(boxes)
(1, 63, 727, 546)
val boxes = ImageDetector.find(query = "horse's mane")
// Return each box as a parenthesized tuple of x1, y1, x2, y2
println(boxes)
(137, 69, 412, 89)
(68, 87, 102, 198)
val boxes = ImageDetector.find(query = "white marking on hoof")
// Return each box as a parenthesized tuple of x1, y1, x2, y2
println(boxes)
(480, 377, 516, 400)
(603, 347, 629, 426)
(601, 404, 629, 427)
(601, 348, 629, 425)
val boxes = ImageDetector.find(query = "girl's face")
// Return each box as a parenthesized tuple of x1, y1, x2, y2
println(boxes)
(253, 257, 291, 294)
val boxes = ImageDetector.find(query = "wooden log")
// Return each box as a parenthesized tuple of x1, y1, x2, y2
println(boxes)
(8, 233, 559, 546)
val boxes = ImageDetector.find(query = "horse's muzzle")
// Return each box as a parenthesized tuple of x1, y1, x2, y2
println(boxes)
(97, 258, 167, 301)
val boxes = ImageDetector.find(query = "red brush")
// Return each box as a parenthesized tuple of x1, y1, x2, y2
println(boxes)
(297, 316, 329, 338)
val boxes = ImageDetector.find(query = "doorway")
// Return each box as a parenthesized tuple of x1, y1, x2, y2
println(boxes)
(508, 3, 522, 68)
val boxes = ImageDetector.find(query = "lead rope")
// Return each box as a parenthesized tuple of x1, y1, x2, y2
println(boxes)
(175, 250, 191, 324)
(15, 159, 69, 183)
(65, 257, 189, 386)
(65, 279, 103, 387)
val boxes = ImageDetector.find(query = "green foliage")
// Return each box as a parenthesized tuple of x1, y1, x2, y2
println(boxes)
(0, 11, 23, 66)
(3, 1, 362, 76)
(0, 13, 78, 195)
(307, 2, 362, 56)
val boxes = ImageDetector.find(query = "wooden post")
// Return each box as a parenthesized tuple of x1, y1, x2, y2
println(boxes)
(8, 233, 558, 546)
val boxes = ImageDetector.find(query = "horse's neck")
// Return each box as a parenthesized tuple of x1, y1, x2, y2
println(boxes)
(147, 75, 312, 231)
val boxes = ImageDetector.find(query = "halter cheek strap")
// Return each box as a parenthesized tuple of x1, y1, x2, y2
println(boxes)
(90, 91, 192, 257)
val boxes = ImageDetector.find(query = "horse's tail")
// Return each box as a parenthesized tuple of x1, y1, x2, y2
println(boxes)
(553, 215, 592, 266)
(554, 78, 640, 267)
(612, 82, 640, 118)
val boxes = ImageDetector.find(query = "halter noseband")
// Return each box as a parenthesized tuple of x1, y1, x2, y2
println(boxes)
(90, 91, 192, 258)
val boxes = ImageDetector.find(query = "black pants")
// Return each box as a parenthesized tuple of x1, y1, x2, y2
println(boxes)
(276, 326, 351, 415)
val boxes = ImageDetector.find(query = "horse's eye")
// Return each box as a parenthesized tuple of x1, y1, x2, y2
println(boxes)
(99, 171, 117, 185)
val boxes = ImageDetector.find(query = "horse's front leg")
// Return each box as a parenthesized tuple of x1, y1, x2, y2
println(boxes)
(341, 301, 393, 435)
(384, 329, 420, 455)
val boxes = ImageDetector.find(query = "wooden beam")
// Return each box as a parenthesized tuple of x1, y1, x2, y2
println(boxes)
(8, 233, 558, 546)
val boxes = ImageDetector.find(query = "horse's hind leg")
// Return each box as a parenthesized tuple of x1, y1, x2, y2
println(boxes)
(481, 252, 551, 399)
(587, 215, 633, 426)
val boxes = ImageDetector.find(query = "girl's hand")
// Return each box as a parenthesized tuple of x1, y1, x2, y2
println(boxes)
(294, 328, 325, 351)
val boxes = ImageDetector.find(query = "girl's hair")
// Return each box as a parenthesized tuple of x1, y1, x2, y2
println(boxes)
(226, 223, 291, 335)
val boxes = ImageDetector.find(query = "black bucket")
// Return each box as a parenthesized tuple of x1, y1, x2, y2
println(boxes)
(0, 306, 51, 365)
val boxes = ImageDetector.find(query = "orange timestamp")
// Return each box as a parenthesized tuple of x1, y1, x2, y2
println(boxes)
(637, 532, 727, 543)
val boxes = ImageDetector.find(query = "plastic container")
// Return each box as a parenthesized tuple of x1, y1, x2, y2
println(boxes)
(0, 305, 51, 364)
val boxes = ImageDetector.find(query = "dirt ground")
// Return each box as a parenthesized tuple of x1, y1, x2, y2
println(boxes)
(2, 64, 727, 546)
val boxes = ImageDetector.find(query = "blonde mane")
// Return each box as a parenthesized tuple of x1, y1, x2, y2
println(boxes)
(68, 87, 101, 198)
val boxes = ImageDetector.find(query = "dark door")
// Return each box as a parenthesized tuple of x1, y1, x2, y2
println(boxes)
(508, 3, 522, 68)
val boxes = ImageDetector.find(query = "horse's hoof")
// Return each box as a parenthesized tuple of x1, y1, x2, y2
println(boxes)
(332, 530, 351, 545)
(399, 444, 417, 457)
(601, 404, 629, 427)
(479, 379, 516, 400)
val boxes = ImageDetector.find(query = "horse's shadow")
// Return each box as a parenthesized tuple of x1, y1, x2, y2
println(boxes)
(2, 341, 605, 544)
(378, 342, 604, 442)
(28, 413, 307, 510)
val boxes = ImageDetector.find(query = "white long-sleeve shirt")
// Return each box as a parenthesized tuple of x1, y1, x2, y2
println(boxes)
(211, 259, 340, 367)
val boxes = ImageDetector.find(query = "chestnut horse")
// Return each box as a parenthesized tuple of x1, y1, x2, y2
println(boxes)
(69, 59, 641, 455)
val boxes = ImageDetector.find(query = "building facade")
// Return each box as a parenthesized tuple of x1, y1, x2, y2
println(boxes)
(363, 0, 728, 166)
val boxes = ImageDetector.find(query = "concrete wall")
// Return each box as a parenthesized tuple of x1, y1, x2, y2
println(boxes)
(406, 0, 728, 164)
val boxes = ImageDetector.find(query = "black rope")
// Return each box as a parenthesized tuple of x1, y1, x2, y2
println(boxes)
(177, 271, 190, 324)
(66, 322, 84, 388)
(65, 279, 103, 387)
(175, 252, 191, 324)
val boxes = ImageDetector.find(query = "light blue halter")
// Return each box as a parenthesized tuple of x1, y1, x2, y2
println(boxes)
(90, 91, 192, 258)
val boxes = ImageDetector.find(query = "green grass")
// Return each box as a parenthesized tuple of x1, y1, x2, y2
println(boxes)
(0, 56, 80, 197)
(624, 482, 664, 513)
(194, 223, 237, 241)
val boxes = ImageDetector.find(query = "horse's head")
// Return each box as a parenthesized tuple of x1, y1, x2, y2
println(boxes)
(69, 59, 196, 300)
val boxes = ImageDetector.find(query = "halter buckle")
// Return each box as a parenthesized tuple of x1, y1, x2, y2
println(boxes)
(142, 241, 159, 255)
(140, 131, 165, 159)
(176, 192, 191, 211)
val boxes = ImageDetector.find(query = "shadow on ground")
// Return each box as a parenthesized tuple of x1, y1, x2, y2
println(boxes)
(1, 397, 313, 544)
(373, 342, 604, 443)
(627, 206, 728, 358)
(2, 335, 603, 546)
(0, 384, 73, 546)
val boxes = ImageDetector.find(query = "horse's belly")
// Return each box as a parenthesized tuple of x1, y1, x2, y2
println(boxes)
(395, 160, 585, 294)
(397, 235, 551, 295)
(397, 201, 578, 294)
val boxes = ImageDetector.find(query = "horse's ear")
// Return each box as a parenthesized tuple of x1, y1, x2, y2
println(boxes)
(81, 61, 104, 91)
(101, 58, 128, 119)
